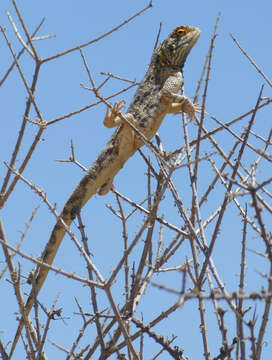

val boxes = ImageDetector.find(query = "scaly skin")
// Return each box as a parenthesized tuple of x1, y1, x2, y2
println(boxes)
(10, 25, 200, 356)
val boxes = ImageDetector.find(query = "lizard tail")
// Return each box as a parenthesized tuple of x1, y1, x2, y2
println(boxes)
(9, 212, 72, 357)
(10, 132, 136, 356)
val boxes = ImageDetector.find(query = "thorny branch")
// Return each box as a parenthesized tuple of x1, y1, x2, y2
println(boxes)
(1, 3, 272, 360)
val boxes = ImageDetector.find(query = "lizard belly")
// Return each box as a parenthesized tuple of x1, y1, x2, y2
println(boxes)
(142, 106, 168, 140)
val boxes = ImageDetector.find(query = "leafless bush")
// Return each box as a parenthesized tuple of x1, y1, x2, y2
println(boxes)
(1, 2, 272, 359)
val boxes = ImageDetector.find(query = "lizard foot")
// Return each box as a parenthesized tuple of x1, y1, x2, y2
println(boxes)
(104, 100, 126, 128)
(182, 98, 197, 120)
(182, 99, 201, 120)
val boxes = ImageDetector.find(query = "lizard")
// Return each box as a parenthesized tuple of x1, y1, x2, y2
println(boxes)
(10, 25, 200, 356)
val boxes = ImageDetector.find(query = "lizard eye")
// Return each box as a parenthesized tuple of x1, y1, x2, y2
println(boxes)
(173, 26, 190, 37)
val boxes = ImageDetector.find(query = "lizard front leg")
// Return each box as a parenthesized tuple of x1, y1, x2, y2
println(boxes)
(104, 100, 138, 135)
(103, 100, 126, 128)
(168, 94, 199, 120)
(161, 73, 199, 120)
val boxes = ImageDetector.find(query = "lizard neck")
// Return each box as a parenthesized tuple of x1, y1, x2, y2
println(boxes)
(157, 48, 185, 71)
(150, 51, 183, 76)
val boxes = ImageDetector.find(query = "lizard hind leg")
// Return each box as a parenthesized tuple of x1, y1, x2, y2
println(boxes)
(98, 176, 114, 195)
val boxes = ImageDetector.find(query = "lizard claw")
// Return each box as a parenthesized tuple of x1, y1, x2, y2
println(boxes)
(104, 100, 126, 128)
(105, 100, 126, 116)
(182, 99, 196, 120)
(111, 99, 126, 114)
(183, 101, 203, 121)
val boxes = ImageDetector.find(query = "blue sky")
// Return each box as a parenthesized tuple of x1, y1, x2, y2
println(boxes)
(1, 0, 272, 359)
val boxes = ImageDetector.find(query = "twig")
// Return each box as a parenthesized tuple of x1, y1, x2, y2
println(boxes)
(6, 11, 34, 58)
(41, 2, 153, 63)
(230, 33, 272, 88)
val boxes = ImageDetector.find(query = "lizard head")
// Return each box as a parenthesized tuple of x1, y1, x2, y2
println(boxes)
(158, 26, 200, 70)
